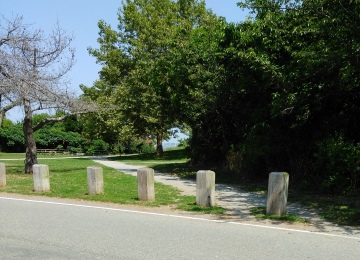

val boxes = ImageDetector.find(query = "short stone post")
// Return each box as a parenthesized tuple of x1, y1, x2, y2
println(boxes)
(33, 164, 50, 192)
(87, 166, 104, 195)
(266, 172, 289, 216)
(0, 163, 6, 187)
(137, 167, 155, 201)
(196, 170, 215, 207)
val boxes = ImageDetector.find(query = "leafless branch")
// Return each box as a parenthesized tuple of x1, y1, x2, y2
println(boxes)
(0, 14, 96, 124)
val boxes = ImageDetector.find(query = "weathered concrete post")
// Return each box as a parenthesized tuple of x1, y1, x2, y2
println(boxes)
(266, 172, 289, 216)
(137, 167, 155, 201)
(0, 163, 6, 187)
(87, 166, 104, 195)
(33, 164, 50, 192)
(196, 170, 215, 207)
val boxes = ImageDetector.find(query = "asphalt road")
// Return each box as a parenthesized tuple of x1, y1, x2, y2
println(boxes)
(1, 195, 359, 260)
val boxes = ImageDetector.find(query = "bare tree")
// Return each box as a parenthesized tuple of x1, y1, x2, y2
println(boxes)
(0, 14, 96, 173)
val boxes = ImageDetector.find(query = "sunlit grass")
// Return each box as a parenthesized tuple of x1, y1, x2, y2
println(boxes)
(0, 156, 223, 214)
(250, 207, 309, 223)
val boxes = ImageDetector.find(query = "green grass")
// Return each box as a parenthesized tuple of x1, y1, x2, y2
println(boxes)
(0, 152, 82, 160)
(0, 155, 223, 214)
(177, 196, 225, 214)
(0, 153, 26, 159)
(250, 207, 309, 223)
(289, 192, 360, 227)
(111, 148, 190, 165)
(111, 149, 199, 180)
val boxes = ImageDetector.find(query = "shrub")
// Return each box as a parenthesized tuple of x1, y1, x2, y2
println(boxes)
(177, 138, 189, 148)
(139, 143, 156, 154)
(0, 123, 25, 152)
(314, 134, 360, 194)
(85, 139, 110, 155)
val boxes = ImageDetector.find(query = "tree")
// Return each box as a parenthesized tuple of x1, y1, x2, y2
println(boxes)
(0, 120, 24, 152)
(88, 0, 218, 156)
(234, 0, 360, 179)
(0, 15, 96, 173)
(187, 0, 360, 192)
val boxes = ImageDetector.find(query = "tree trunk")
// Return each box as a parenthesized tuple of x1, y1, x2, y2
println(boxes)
(0, 110, 4, 128)
(23, 98, 37, 174)
(156, 132, 164, 157)
(0, 94, 3, 127)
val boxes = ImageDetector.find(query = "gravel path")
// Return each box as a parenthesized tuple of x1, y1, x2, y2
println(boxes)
(93, 158, 360, 237)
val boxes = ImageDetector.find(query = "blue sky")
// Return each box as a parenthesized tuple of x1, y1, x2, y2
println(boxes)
(2, 0, 248, 122)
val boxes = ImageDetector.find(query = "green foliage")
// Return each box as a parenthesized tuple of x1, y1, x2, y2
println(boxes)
(62, 115, 83, 133)
(32, 113, 49, 126)
(85, 139, 110, 155)
(77, 0, 360, 194)
(35, 127, 86, 149)
(86, 0, 222, 155)
(314, 134, 360, 194)
(136, 143, 156, 154)
(186, 0, 360, 195)
(0, 122, 25, 152)
(1, 119, 14, 128)
(1, 113, 90, 153)
(177, 138, 189, 148)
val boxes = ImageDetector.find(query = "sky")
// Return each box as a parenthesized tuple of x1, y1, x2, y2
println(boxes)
(2, 0, 249, 122)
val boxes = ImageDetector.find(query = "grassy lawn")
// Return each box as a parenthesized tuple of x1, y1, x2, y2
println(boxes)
(110, 148, 198, 180)
(110, 148, 190, 165)
(0, 154, 224, 214)
(0, 152, 78, 159)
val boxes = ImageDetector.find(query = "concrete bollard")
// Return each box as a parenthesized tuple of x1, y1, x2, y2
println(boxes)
(196, 170, 215, 207)
(137, 167, 155, 201)
(266, 172, 289, 216)
(0, 163, 6, 187)
(33, 164, 51, 192)
(87, 166, 104, 195)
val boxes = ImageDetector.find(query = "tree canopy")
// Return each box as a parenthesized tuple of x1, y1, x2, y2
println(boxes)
(86, 0, 221, 156)
(185, 0, 360, 193)
(58, 0, 360, 194)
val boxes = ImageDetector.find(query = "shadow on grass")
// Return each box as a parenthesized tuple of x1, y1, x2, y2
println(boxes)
(152, 162, 196, 179)
(290, 192, 360, 226)
(108, 149, 189, 163)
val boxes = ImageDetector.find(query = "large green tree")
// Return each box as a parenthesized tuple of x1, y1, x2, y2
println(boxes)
(189, 0, 360, 192)
(87, 0, 219, 156)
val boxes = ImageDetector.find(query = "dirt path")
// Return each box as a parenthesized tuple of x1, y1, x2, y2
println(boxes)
(93, 158, 360, 237)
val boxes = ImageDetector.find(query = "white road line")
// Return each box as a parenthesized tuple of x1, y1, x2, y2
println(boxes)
(1, 195, 359, 240)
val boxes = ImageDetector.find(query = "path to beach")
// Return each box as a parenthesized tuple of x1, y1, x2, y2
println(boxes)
(93, 158, 360, 238)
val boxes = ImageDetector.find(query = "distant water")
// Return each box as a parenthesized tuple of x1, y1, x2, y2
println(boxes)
(163, 142, 179, 149)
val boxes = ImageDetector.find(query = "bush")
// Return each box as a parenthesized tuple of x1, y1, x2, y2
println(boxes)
(85, 139, 110, 155)
(139, 143, 156, 154)
(35, 128, 86, 149)
(314, 134, 360, 194)
(0, 123, 25, 152)
(177, 138, 189, 148)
